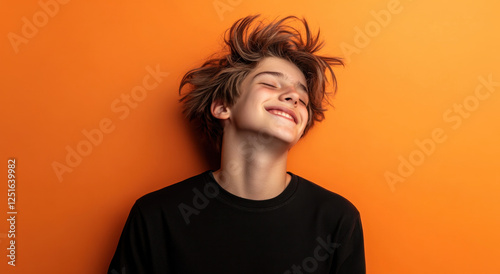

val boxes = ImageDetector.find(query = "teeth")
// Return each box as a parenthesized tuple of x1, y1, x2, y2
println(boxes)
(269, 110, 294, 121)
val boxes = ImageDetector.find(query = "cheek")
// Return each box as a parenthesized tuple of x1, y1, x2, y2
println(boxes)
(302, 108, 310, 124)
(237, 97, 264, 120)
(254, 89, 274, 101)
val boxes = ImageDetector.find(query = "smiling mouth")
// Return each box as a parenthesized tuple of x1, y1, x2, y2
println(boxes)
(267, 109, 296, 123)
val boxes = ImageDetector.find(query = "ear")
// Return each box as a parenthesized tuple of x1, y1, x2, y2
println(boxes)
(210, 100, 231, 120)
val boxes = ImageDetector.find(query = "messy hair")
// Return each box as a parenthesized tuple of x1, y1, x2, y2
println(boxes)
(179, 15, 343, 151)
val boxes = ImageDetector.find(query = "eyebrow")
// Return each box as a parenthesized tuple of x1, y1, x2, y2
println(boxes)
(252, 71, 308, 94)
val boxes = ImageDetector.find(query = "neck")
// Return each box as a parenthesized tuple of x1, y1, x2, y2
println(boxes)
(213, 129, 292, 200)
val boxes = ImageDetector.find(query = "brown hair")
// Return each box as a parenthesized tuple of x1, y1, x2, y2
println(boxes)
(179, 15, 343, 151)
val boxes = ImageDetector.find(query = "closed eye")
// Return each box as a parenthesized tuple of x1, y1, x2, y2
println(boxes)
(260, 83, 277, 88)
(261, 82, 308, 106)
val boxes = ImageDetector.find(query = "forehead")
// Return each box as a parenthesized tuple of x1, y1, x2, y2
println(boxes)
(250, 57, 307, 86)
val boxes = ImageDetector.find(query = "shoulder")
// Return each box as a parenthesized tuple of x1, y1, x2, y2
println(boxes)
(293, 173, 361, 218)
(133, 171, 210, 211)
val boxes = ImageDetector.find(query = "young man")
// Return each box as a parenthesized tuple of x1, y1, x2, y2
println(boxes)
(109, 15, 365, 273)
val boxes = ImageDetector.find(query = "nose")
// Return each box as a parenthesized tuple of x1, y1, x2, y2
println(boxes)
(279, 86, 300, 106)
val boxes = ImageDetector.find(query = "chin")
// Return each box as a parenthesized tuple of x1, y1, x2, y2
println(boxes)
(265, 129, 301, 147)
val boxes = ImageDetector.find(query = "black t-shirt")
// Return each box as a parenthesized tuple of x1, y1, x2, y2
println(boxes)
(108, 171, 365, 274)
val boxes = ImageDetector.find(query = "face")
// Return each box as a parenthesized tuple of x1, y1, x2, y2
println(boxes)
(224, 56, 309, 147)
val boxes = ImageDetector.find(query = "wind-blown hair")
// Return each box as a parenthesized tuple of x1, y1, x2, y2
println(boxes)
(179, 15, 343, 151)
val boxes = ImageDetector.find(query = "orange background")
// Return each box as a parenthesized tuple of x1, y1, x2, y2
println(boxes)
(1, 0, 500, 273)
